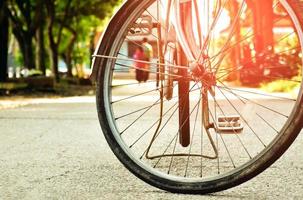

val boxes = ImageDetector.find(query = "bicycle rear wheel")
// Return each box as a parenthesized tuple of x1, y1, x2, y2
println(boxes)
(93, 0, 303, 194)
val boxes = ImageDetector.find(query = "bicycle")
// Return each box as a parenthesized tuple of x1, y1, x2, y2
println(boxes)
(91, 0, 303, 194)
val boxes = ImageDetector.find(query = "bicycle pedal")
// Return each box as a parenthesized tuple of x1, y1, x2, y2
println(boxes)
(216, 115, 243, 134)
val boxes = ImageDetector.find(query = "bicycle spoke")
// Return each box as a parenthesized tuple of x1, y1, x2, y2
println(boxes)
(115, 83, 178, 120)
(153, 89, 203, 168)
(167, 131, 179, 174)
(212, 1, 245, 73)
(216, 86, 296, 101)
(129, 98, 178, 149)
(97, 0, 303, 188)
(119, 96, 163, 135)
(208, 108, 236, 168)
(93, 54, 188, 71)
(200, 118, 204, 177)
(218, 84, 288, 135)
(216, 46, 301, 82)
(197, 0, 230, 61)
(209, 91, 253, 162)
(218, 82, 289, 118)
(111, 85, 161, 104)
(112, 80, 156, 88)
(209, 3, 294, 72)
(216, 86, 267, 147)
(256, 113, 279, 134)
(184, 92, 201, 177)
(140, 83, 200, 159)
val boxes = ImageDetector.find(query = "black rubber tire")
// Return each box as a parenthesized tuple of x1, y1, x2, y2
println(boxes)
(94, 0, 303, 194)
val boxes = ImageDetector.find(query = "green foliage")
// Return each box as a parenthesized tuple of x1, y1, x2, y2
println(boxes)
(28, 69, 43, 76)
(0, 82, 28, 90)
(55, 0, 122, 75)
(261, 32, 302, 94)
(14, 49, 23, 67)
(261, 77, 301, 93)
(6, 0, 122, 78)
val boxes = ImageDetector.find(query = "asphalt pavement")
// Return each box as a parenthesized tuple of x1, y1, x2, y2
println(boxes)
(0, 96, 302, 199)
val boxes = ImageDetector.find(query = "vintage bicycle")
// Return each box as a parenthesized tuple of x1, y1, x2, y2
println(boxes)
(90, 0, 303, 194)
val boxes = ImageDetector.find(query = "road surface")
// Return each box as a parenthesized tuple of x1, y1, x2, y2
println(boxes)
(0, 96, 302, 199)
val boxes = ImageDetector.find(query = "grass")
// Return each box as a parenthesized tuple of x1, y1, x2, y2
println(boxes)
(0, 77, 94, 97)
(0, 82, 28, 90)
(261, 77, 301, 95)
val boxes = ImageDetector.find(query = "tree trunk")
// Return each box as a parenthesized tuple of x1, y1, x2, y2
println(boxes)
(49, 44, 59, 81)
(12, 29, 35, 70)
(45, 0, 72, 82)
(253, 0, 274, 54)
(36, 25, 46, 75)
(226, 0, 241, 81)
(7, 0, 42, 70)
(66, 30, 77, 78)
(261, 0, 274, 50)
(0, 9, 8, 82)
(46, 3, 59, 82)
(66, 52, 73, 78)
(23, 35, 36, 69)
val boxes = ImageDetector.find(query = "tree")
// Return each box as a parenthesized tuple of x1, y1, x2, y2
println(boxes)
(46, 0, 121, 80)
(62, 26, 77, 78)
(247, 0, 274, 54)
(45, 0, 72, 81)
(2, 0, 121, 82)
(60, 16, 100, 78)
(35, 7, 46, 75)
(67, 0, 122, 75)
(0, 0, 9, 82)
(7, 0, 43, 70)
(225, 0, 242, 81)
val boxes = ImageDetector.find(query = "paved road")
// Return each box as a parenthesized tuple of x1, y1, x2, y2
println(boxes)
(0, 96, 302, 199)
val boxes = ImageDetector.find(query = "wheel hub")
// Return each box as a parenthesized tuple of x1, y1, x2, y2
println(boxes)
(190, 62, 216, 88)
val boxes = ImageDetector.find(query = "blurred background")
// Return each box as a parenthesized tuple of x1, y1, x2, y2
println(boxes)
(0, 0, 122, 97)
(0, 0, 301, 98)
